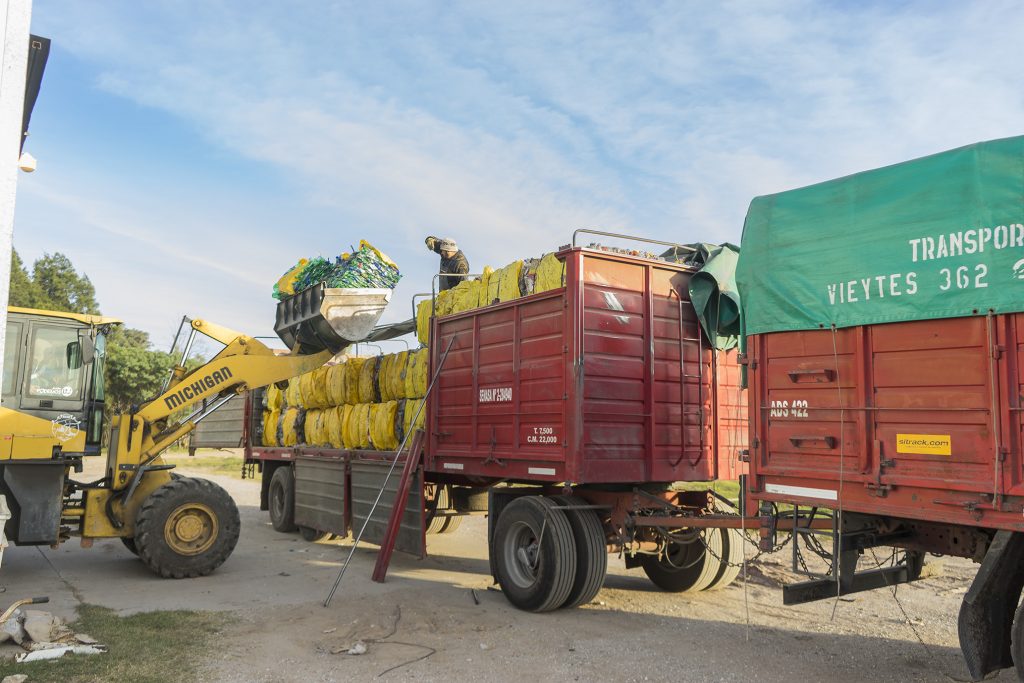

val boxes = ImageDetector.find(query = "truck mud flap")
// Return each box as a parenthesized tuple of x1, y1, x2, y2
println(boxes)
(959, 530, 1024, 681)
(349, 459, 425, 559)
(294, 457, 348, 537)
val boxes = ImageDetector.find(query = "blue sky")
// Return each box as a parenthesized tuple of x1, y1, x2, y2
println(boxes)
(14, 1, 1024, 348)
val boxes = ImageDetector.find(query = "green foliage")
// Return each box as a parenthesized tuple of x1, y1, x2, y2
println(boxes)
(0, 604, 229, 683)
(8, 249, 56, 309)
(34, 252, 100, 314)
(105, 326, 175, 413)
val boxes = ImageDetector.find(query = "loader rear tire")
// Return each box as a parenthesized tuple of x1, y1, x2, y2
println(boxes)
(135, 476, 240, 578)
(121, 537, 139, 556)
(493, 496, 576, 612)
(269, 466, 298, 533)
(551, 496, 607, 608)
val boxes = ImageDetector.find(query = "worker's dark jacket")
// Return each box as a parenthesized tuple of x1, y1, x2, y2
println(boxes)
(432, 246, 470, 291)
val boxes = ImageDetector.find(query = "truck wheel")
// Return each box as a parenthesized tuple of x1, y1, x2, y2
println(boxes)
(135, 477, 240, 579)
(426, 485, 451, 535)
(1012, 599, 1024, 680)
(269, 466, 298, 533)
(705, 528, 743, 590)
(299, 526, 329, 542)
(641, 536, 705, 592)
(493, 496, 576, 612)
(551, 495, 607, 608)
(438, 513, 462, 534)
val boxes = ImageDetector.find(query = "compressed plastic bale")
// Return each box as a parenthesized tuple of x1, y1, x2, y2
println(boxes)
(370, 401, 399, 450)
(380, 353, 398, 402)
(265, 383, 283, 410)
(345, 357, 365, 404)
(326, 364, 345, 406)
(477, 266, 495, 307)
(354, 403, 372, 449)
(303, 409, 318, 446)
(281, 407, 305, 447)
(394, 399, 406, 445)
(449, 280, 478, 314)
(299, 371, 317, 408)
(520, 258, 540, 296)
(391, 350, 409, 400)
(407, 348, 428, 398)
(403, 349, 421, 399)
(358, 356, 381, 403)
(327, 406, 344, 447)
(535, 253, 565, 293)
(341, 404, 356, 449)
(485, 266, 501, 306)
(416, 299, 432, 346)
(498, 260, 523, 302)
(435, 288, 454, 317)
(403, 398, 426, 438)
(285, 377, 302, 407)
(314, 409, 331, 446)
(262, 409, 281, 446)
(312, 366, 331, 408)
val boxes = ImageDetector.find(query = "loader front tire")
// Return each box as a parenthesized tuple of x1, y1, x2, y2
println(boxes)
(135, 476, 240, 578)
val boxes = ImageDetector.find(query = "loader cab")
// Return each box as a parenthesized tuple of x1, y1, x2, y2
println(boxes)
(2, 307, 120, 455)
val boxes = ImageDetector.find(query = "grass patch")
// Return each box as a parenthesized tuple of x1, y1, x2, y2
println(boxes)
(0, 605, 230, 683)
(161, 451, 244, 477)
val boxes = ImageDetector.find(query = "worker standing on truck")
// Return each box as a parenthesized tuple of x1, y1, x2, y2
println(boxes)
(424, 236, 470, 291)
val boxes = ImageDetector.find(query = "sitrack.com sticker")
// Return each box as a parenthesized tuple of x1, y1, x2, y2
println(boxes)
(896, 433, 951, 456)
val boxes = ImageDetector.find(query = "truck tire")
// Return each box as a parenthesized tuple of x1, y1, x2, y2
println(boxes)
(551, 495, 607, 608)
(134, 477, 240, 579)
(705, 528, 743, 590)
(1012, 599, 1024, 680)
(298, 526, 329, 542)
(269, 466, 298, 533)
(641, 535, 705, 592)
(438, 513, 462, 534)
(426, 485, 451, 535)
(493, 496, 576, 612)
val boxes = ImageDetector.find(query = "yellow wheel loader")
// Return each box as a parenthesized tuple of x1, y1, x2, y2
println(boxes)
(0, 286, 390, 577)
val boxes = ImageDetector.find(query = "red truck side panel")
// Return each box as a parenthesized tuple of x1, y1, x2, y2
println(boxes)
(749, 315, 1024, 532)
(426, 247, 747, 485)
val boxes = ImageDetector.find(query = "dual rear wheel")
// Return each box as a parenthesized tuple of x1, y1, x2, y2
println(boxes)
(640, 528, 744, 593)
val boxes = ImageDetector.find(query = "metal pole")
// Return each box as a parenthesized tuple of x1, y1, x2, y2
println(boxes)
(324, 336, 455, 607)
(0, 0, 35, 401)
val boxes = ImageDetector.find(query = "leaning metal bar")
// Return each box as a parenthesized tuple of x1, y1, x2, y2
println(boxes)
(324, 336, 456, 608)
(572, 228, 698, 253)
(161, 316, 194, 393)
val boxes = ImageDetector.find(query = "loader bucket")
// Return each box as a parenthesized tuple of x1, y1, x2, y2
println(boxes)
(275, 284, 392, 355)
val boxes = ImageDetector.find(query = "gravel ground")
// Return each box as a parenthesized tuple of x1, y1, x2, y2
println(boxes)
(0, 458, 1015, 682)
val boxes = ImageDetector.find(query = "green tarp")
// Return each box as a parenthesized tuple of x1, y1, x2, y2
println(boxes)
(663, 243, 742, 350)
(736, 135, 1024, 335)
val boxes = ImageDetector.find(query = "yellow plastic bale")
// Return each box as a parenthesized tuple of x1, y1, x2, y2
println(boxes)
(354, 403, 372, 449)
(404, 348, 424, 399)
(340, 404, 356, 449)
(326, 364, 345, 406)
(285, 377, 302, 407)
(435, 288, 454, 317)
(358, 356, 380, 403)
(485, 267, 501, 306)
(299, 371, 317, 408)
(498, 260, 523, 302)
(265, 383, 284, 410)
(390, 350, 409, 400)
(345, 358, 365, 404)
(403, 398, 425, 437)
(535, 253, 565, 293)
(327, 406, 344, 448)
(367, 401, 397, 450)
(262, 409, 281, 446)
(416, 299, 432, 346)
(450, 280, 479, 314)
(477, 266, 495, 307)
(281, 408, 304, 447)
(380, 353, 399, 402)
(312, 366, 331, 408)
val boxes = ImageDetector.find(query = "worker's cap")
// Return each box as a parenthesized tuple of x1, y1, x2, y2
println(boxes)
(439, 238, 458, 251)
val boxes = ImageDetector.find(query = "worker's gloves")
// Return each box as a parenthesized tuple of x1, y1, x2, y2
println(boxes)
(425, 236, 438, 250)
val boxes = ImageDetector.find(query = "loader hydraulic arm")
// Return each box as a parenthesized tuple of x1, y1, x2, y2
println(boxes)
(109, 319, 331, 491)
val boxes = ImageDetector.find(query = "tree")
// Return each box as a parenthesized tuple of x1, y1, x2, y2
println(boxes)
(32, 252, 99, 314)
(104, 327, 175, 414)
(8, 249, 56, 309)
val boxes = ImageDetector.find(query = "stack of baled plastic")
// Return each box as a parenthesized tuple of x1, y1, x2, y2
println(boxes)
(261, 348, 429, 450)
(415, 251, 565, 345)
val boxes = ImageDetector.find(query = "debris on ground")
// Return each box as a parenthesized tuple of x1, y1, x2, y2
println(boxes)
(347, 641, 367, 655)
(0, 608, 106, 663)
(2, 673, 29, 683)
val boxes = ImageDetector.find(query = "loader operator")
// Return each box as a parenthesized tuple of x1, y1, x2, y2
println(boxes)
(425, 236, 470, 291)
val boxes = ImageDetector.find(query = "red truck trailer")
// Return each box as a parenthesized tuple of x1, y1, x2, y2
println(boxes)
(246, 238, 749, 612)
(737, 135, 1024, 681)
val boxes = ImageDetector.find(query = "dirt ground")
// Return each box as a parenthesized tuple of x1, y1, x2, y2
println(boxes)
(0, 457, 1016, 682)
